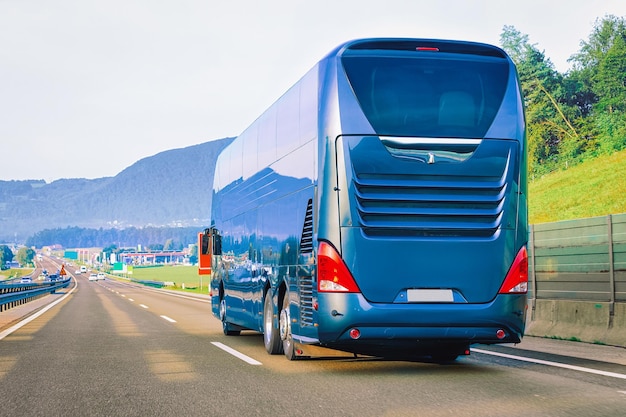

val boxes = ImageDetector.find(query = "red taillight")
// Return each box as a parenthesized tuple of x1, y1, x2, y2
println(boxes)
(499, 246, 528, 294)
(416, 47, 439, 51)
(317, 242, 360, 293)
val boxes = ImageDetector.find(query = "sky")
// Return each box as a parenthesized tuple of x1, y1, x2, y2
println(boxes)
(1, 0, 625, 183)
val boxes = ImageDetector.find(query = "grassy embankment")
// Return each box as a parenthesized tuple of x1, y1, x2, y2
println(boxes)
(0, 268, 34, 281)
(528, 149, 626, 224)
(113, 265, 209, 294)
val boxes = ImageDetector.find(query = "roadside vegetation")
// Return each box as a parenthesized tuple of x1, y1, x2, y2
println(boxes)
(0, 267, 34, 281)
(501, 15, 626, 180)
(109, 265, 209, 294)
(529, 148, 626, 223)
(500, 15, 626, 224)
(0, 244, 36, 274)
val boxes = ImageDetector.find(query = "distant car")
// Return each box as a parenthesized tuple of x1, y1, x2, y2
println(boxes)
(47, 274, 60, 281)
(89, 273, 98, 282)
(20, 277, 32, 284)
(97, 273, 105, 280)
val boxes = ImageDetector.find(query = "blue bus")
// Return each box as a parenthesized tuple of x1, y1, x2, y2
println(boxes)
(202, 38, 528, 361)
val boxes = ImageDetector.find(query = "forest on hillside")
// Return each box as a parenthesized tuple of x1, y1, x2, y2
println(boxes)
(500, 15, 626, 178)
(24, 226, 199, 250)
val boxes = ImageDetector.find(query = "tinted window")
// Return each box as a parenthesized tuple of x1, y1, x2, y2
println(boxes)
(342, 54, 509, 138)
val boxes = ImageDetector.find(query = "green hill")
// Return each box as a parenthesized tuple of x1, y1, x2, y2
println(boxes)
(529, 149, 626, 224)
(0, 138, 233, 242)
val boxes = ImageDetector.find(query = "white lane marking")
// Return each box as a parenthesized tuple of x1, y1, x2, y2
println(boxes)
(121, 294, 126, 298)
(99, 279, 210, 304)
(0, 280, 78, 341)
(139, 304, 149, 309)
(472, 348, 626, 380)
(160, 315, 176, 323)
(211, 342, 262, 365)
(128, 298, 134, 302)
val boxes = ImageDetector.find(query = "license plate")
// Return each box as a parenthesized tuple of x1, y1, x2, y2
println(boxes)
(407, 289, 454, 302)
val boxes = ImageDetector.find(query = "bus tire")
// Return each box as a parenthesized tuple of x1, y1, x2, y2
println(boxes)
(220, 298, 240, 336)
(263, 292, 283, 354)
(280, 291, 297, 360)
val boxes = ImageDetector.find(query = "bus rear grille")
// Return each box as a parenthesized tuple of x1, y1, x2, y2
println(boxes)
(299, 275, 314, 326)
(354, 171, 509, 239)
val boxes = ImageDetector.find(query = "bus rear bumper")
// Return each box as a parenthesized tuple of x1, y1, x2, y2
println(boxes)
(313, 292, 527, 355)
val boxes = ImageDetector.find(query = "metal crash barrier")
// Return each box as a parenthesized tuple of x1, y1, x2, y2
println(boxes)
(130, 278, 166, 288)
(0, 278, 71, 312)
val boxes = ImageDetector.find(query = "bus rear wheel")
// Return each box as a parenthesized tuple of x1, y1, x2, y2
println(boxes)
(280, 291, 297, 360)
(263, 292, 283, 354)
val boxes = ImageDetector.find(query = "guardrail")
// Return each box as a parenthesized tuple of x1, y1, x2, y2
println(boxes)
(130, 278, 167, 288)
(529, 213, 626, 306)
(527, 213, 626, 346)
(0, 278, 72, 312)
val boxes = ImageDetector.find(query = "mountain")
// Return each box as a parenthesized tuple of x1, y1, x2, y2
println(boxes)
(0, 137, 234, 243)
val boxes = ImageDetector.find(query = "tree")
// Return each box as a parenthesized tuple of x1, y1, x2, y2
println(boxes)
(189, 244, 198, 265)
(499, 25, 530, 65)
(16, 247, 36, 267)
(0, 245, 13, 269)
(500, 26, 580, 174)
(500, 26, 593, 174)
(571, 15, 626, 70)
(570, 15, 626, 155)
(101, 244, 119, 265)
(163, 239, 182, 251)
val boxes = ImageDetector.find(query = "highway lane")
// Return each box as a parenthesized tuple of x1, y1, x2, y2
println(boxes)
(1, 274, 625, 416)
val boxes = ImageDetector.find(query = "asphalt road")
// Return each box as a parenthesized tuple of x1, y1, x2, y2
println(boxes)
(1, 271, 625, 417)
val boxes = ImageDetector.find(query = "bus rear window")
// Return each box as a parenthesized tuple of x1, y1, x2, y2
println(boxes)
(342, 54, 509, 138)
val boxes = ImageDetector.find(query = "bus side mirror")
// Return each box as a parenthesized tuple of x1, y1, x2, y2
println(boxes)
(198, 230, 212, 275)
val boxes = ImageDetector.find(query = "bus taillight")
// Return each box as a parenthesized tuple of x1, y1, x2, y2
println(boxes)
(498, 246, 528, 294)
(317, 242, 361, 293)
